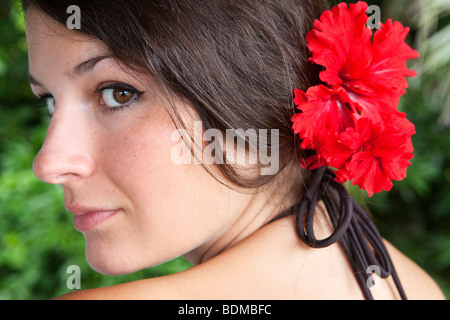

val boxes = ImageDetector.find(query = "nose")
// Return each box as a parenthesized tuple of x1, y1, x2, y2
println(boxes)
(33, 107, 96, 185)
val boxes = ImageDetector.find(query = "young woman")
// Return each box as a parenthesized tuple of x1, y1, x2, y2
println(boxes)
(23, 0, 445, 300)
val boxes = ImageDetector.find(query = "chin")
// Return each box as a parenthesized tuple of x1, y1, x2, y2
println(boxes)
(83, 236, 174, 276)
(84, 238, 143, 276)
(86, 251, 134, 276)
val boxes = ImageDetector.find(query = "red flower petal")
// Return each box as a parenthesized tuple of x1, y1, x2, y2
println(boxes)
(299, 154, 328, 171)
(345, 19, 420, 116)
(331, 116, 415, 196)
(292, 1, 418, 196)
(344, 151, 394, 197)
(305, 1, 419, 120)
(321, 126, 362, 169)
(370, 115, 415, 181)
(292, 86, 353, 150)
(306, 2, 372, 87)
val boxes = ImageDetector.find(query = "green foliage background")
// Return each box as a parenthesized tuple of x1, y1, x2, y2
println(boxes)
(0, 0, 449, 299)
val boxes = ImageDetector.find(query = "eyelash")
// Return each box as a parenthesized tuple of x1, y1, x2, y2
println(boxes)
(35, 94, 55, 119)
(35, 83, 145, 118)
(94, 83, 145, 114)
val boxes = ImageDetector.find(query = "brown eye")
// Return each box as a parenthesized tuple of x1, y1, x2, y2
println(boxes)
(101, 86, 139, 108)
(113, 88, 133, 104)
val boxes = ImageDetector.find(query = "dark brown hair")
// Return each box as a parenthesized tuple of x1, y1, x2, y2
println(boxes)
(22, 0, 327, 194)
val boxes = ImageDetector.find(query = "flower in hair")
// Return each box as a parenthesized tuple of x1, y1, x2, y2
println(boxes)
(292, 1, 419, 196)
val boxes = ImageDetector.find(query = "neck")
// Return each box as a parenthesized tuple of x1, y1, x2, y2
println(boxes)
(183, 187, 292, 266)
(184, 162, 304, 266)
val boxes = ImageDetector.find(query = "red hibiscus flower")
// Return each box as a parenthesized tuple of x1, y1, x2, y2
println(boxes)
(292, 1, 419, 196)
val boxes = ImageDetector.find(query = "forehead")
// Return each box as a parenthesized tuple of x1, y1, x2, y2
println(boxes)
(25, 8, 108, 74)
(25, 8, 90, 48)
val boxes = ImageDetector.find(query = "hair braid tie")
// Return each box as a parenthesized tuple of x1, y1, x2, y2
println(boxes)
(294, 167, 407, 300)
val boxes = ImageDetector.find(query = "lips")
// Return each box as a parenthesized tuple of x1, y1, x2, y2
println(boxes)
(66, 205, 121, 232)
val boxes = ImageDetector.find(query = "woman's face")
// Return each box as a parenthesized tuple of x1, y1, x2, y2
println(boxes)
(26, 9, 260, 275)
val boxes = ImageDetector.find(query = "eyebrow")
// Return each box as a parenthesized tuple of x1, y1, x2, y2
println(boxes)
(71, 54, 111, 77)
(28, 54, 112, 87)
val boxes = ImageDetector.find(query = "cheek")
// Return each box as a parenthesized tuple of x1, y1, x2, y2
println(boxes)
(98, 107, 228, 215)
(99, 112, 180, 205)
(97, 98, 173, 170)
(116, 120, 229, 228)
(84, 116, 192, 272)
(95, 96, 227, 209)
(90, 111, 233, 269)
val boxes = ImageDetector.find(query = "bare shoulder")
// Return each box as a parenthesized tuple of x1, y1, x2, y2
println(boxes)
(55, 219, 447, 300)
(55, 217, 318, 300)
(384, 240, 446, 300)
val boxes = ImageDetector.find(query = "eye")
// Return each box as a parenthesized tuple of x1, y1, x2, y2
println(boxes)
(37, 95, 56, 117)
(102, 88, 134, 106)
(98, 84, 144, 110)
(45, 96, 56, 114)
